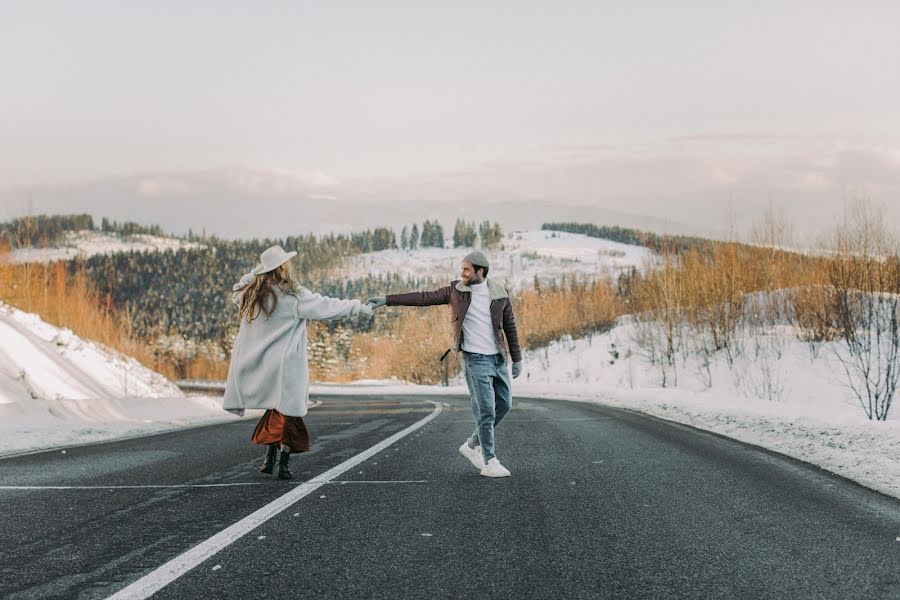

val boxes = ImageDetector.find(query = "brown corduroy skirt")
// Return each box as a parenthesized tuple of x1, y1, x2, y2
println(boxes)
(251, 409, 310, 453)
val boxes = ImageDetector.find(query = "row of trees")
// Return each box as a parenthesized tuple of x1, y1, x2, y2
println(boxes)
(398, 220, 446, 250)
(99, 218, 166, 237)
(77, 240, 441, 343)
(452, 220, 503, 249)
(0, 213, 175, 248)
(542, 222, 706, 254)
(350, 228, 397, 253)
(1, 214, 95, 247)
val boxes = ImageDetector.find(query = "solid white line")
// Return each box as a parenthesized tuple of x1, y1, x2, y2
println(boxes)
(0, 483, 262, 490)
(328, 480, 428, 485)
(442, 418, 610, 423)
(105, 400, 442, 600)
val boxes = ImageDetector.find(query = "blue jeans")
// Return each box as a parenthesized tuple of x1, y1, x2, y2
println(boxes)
(463, 352, 512, 462)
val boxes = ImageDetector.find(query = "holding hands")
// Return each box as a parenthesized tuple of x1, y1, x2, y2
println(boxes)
(366, 297, 387, 310)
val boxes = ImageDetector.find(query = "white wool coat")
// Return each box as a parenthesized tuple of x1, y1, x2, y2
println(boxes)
(223, 274, 369, 417)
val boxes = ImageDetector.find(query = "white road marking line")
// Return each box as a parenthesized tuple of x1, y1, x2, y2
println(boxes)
(441, 418, 610, 423)
(0, 483, 263, 490)
(326, 480, 428, 484)
(105, 400, 443, 600)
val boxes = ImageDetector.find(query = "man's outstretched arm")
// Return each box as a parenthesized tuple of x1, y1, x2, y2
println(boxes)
(368, 285, 452, 309)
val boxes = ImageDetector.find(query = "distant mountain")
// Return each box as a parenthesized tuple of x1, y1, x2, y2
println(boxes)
(0, 167, 729, 241)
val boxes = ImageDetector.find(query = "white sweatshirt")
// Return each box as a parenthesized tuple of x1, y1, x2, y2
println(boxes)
(461, 281, 501, 355)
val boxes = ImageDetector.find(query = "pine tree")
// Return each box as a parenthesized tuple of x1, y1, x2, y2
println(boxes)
(432, 221, 445, 248)
(410, 224, 419, 249)
(401, 226, 409, 250)
(479, 221, 503, 249)
(453, 219, 464, 248)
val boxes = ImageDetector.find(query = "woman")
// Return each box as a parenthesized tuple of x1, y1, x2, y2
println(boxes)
(223, 245, 372, 480)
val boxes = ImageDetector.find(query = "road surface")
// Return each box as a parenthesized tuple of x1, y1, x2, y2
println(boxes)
(1, 394, 898, 599)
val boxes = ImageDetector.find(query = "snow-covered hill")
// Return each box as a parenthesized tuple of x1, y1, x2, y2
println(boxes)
(341, 230, 652, 289)
(9, 230, 203, 264)
(0, 303, 227, 456)
(9, 228, 650, 290)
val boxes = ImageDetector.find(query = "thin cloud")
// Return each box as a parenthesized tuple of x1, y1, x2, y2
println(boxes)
(667, 132, 785, 143)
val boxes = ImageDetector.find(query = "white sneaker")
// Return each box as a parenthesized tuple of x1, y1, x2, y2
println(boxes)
(459, 442, 484, 470)
(480, 457, 511, 478)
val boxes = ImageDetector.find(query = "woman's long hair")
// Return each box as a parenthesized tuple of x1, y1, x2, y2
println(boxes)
(239, 262, 297, 323)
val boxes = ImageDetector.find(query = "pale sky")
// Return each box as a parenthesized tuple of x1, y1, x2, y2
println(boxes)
(1, 1, 899, 240)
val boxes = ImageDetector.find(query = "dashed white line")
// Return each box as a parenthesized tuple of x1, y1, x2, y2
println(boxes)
(0, 483, 262, 490)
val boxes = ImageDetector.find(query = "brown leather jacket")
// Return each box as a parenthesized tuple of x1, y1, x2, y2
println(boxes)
(387, 278, 522, 363)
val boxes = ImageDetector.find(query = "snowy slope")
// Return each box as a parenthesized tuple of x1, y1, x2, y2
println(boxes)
(9, 230, 202, 264)
(340, 230, 652, 289)
(0, 303, 228, 456)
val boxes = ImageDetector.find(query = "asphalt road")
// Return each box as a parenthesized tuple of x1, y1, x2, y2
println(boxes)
(1, 394, 899, 600)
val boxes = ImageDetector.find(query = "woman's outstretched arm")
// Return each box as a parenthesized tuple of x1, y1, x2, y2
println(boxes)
(295, 286, 373, 320)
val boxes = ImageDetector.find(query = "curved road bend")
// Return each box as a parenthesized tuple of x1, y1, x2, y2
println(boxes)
(0, 395, 898, 599)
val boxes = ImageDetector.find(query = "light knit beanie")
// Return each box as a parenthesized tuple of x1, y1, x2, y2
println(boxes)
(463, 251, 489, 269)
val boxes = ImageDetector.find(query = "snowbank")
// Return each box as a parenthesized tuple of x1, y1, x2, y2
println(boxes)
(0, 303, 231, 457)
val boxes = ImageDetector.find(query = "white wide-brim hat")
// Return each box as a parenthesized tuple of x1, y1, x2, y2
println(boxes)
(252, 245, 297, 275)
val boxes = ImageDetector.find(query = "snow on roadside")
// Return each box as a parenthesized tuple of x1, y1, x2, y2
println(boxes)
(516, 323, 900, 498)
(309, 324, 900, 500)
(0, 303, 232, 457)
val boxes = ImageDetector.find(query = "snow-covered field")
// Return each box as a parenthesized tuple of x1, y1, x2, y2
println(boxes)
(338, 230, 652, 289)
(8, 230, 202, 263)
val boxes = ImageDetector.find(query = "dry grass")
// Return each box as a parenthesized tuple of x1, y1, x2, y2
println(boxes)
(0, 245, 178, 377)
(515, 279, 622, 348)
(345, 307, 456, 384)
(332, 279, 624, 385)
(179, 353, 230, 380)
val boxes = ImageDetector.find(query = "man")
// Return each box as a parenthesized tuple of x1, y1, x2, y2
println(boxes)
(367, 251, 522, 478)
